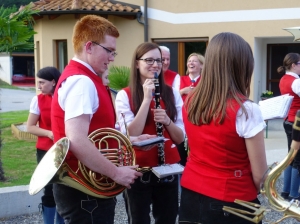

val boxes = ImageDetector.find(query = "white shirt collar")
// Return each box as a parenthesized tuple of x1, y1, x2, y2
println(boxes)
(189, 74, 200, 82)
(72, 57, 97, 76)
(286, 71, 299, 79)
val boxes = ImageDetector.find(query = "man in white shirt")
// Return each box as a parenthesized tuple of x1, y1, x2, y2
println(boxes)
(159, 46, 180, 91)
(51, 15, 148, 224)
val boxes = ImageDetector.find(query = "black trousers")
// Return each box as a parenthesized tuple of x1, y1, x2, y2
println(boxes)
(177, 141, 187, 166)
(179, 187, 262, 224)
(123, 172, 178, 224)
(53, 184, 116, 224)
(283, 120, 300, 170)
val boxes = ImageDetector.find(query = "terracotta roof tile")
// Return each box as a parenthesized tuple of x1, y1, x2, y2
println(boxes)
(30, 0, 141, 14)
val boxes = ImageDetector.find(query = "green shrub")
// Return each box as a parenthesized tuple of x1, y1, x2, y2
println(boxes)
(108, 65, 130, 91)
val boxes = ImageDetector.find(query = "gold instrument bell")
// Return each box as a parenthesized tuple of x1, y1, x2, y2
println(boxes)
(29, 128, 136, 198)
(29, 137, 69, 195)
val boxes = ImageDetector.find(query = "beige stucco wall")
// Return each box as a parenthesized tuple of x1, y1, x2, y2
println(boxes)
(109, 15, 144, 67)
(0, 54, 12, 84)
(34, 14, 76, 70)
(123, 0, 300, 101)
(126, 0, 300, 12)
(33, 14, 144, 70)
(33, 0, 300, 101)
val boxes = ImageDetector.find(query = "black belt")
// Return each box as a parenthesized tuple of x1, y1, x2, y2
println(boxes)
(284, 120, 293, 125)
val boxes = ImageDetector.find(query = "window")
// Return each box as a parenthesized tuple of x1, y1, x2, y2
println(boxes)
(267, 43, 300, 96)
(56, 40, 68, 72)
(154, 38, 208, 76)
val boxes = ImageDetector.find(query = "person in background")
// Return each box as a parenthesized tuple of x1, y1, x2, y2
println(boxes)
(179, 32, 268, 224)
(159, 46, 180, 91)
(179, 53, 204, 102)
(26, 66, 64, 224)
(50, 15, 147, 224)
(102, 69, 109, 86)
(278, 52, 300, 201)
(115, 42, 185, 224)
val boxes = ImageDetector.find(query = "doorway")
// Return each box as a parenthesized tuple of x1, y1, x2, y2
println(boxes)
(154, 38, 208, 76)
(267, 43, 300, 96)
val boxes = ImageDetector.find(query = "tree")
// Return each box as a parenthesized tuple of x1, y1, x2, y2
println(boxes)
(0, 4, 37, 54)
(0, 4, 38, 181)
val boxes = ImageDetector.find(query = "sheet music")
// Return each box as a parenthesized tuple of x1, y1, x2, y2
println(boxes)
(152, 163, 184, 178)
(259, 94, 294, 120)
(132, 136, 165, 147)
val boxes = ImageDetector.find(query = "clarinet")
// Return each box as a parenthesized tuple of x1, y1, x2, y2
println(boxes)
(153, 72, 165, 165)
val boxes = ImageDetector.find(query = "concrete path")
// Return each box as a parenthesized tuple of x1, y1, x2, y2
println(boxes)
(0, 88, 36, 113)
(264, 129, 287, 165)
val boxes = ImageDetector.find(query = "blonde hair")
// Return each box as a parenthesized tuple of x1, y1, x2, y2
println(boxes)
(186, 53, 205, 74)
(186, 32, 253, 125)
(72, 15, 119, 55)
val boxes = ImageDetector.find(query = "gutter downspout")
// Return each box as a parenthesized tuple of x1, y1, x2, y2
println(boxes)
(136, 0, 148, 42)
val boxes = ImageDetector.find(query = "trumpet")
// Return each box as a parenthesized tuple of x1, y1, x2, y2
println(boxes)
(223, 110, 300, 223)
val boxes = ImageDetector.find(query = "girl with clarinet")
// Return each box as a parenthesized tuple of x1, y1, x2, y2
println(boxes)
(115, 42, 185, 224)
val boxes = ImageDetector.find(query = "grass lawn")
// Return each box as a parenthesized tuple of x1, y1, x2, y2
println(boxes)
(0, 79, 20, 90)
(0, 110, 37, 187)
(0, 79, 35, 91)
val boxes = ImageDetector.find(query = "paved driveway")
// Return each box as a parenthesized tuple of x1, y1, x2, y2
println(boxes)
(0, 88, 36, 113)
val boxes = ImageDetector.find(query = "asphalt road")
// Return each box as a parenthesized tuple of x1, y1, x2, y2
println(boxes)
(0, 88, 36, 113)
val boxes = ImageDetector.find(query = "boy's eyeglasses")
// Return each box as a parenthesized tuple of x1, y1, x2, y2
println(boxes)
(92, 41, 117, 57)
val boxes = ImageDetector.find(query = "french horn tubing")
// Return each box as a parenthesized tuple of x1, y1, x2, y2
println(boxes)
(29, 128, 138, 198)
(223, 110, 300, 223)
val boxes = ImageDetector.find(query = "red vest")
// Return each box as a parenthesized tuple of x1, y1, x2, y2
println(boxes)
(180, 75, 200, 102)
(164, 70, 177, 87)
(36, 94, 53, 151)
(181, 99, 257, 202)
(279, 74, 300, 122)
(123, 87, 180, 167)
(52, 60, 116, 171)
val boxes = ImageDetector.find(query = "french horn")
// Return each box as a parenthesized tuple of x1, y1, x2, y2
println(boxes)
(29, 128, 136, 198)
(223, 110, 300, 223)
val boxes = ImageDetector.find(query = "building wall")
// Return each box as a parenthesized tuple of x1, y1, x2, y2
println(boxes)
(33, 0, 300, 101)
(109, 15, 144, 67)
(0, 54, 12, 84)
(124, 0, 300, 101)
(34, 14, 76, 71)
(33, 14, 144, 71)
